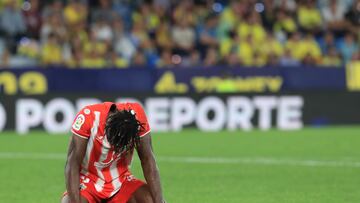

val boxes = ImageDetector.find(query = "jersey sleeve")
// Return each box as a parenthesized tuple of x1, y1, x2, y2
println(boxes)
(131, 103, 151, 137)
(71, 107, 93, 139)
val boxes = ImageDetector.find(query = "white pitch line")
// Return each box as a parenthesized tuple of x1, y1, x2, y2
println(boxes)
(157, 157, 360, 168)
(0, 152, 360, 168)
(0, 152, 66, 160)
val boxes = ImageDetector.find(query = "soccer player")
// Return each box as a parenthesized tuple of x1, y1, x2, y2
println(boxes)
(61, 102, 165, 203)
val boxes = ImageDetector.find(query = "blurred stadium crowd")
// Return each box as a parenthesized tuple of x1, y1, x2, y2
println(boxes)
(0, 0, 359, 68)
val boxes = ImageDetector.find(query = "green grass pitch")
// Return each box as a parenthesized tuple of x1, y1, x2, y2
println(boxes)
(0, 127, 359, 203)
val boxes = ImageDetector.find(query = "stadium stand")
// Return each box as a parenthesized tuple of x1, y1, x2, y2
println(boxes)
(0, 0, 359, 68)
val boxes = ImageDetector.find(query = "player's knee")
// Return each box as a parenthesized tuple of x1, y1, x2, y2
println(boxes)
(61, 195, 69, 203)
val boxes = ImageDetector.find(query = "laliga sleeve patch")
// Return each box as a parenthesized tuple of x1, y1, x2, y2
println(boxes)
(84, 108, 91, 115)
(73, 114, 85, 131)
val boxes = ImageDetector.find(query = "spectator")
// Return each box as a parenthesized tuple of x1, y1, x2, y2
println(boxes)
(173, 0, 196, 27)
(17, 38, 40, 60)
(253, 51, 267, 67)
(112, 0, 132, 30)
(266, 53, 280, 66)
(319, 32, 338, 55)
(186, 50, 201, 67)
(285, 32, 303, 60)
(238, 35, 255, 66)
(132, 50, 147, 66)
(155, 21, 173, 51)
(286, 33, 322, 62)
(108, 49, 128, 68)
(40, 13, 67, 43)
(321, 46, 342, 66)
(261, 0, 276, 30)
(171, 17, 196, 56)
(261, 32, 284, 60)
(273, 9, 297, 35)
(0, 49, 10, 68)
(340, 33, 359, 63)
(42, 0, 63, 20)
(153, 0, 171, 11)
(318, 0, 353, 11)
(219, 30, 237, 59)
(0, 0, 26, 53)
(280, 48, 300, 67)
(157, 49, 173, 68)
(345, 0, 360, 32)
(226, 52, 241, 67)
(0, 39, 10, 67)
(218, 0, 245, 41)
(91, 0, 115, 23)
(81, 31, 107, 69)
(142, 40, 159, 67)
(81, 48, 107, 68)
(237, 12, 266, 46)
(130, 20, 150, 49)
(22, 0, 42, 39)
(83, 30, 108, 60)
(198, 13, 220, 50)
(301, 34, 322, 62)
(63, 0, 87, 26)
(152, 3, 167, 26)
(351, 51, 360, 61)
(204, 47, 219, 67)
(274, 0, 297, 13)
(69, 20, 88, 46)
(133, 3, 160, 32)
(0, 38, 5, 55)
(321, 0, 347, 34)
(113, 18, 136, 62)
(302, 53, 317, 66)
(0, 1, 4, 11)
(297, 0, 323, 33)
(91, 17, 113, 44)
(66, 34, 84, 68)
(41, 33, 63, 66)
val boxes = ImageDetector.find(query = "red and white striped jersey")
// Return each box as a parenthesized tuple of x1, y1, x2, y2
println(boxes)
(71, 102, 150, 199)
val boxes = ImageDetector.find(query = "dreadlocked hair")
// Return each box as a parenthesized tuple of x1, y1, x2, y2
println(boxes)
(105, 109, 144, 154)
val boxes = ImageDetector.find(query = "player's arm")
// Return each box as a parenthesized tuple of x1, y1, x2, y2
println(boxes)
(137, 133, 165, 203)
(64, 135, 88, 203)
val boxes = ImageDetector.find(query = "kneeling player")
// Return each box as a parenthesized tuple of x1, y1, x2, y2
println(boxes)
(61, 102, 165, 203)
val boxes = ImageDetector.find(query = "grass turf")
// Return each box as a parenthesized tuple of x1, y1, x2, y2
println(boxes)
(0, 127, 359, 203)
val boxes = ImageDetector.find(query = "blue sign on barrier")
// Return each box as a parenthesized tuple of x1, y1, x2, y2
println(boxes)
(0, 66, 346, 95)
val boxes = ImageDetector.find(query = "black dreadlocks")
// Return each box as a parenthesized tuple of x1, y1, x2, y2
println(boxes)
(105, 109, 144, 154)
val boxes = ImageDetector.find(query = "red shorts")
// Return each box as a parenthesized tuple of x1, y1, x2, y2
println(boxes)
(63, 176, 145, 203)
